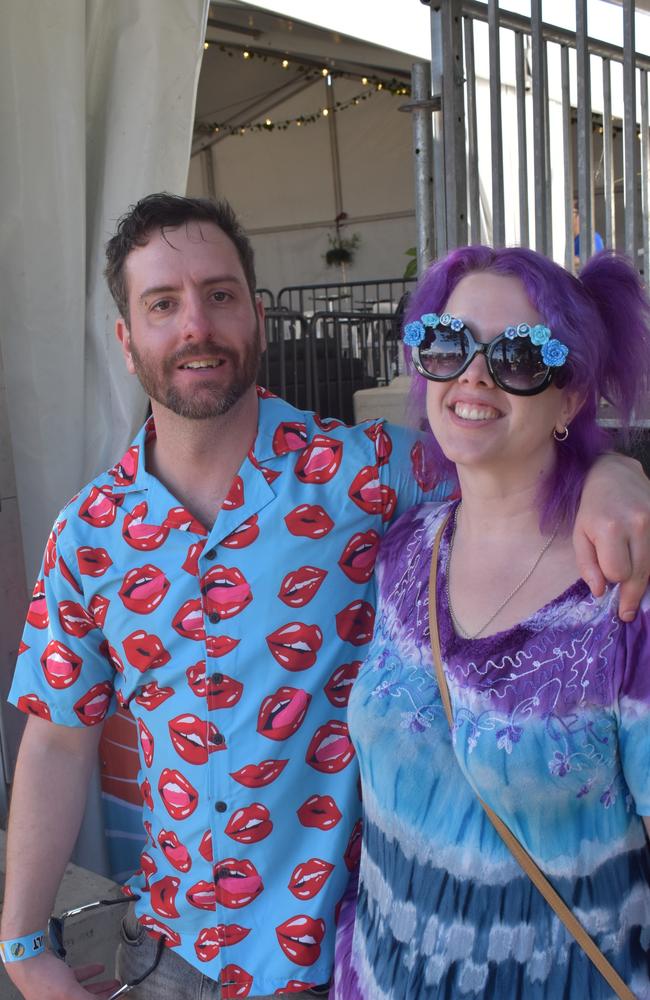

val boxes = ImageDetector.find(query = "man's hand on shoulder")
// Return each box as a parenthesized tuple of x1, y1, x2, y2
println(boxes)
(575, 452, 650, 620)
(6, 951, 120, 998)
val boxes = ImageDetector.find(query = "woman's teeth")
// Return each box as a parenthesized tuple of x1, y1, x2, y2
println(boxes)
(453, 402, 500, 421)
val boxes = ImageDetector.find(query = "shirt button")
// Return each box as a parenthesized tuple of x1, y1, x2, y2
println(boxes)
(209, 612, 220, 624)
(213, 733, 225, 746)
(205, 547, 217, 560)
(215, 801, 227, 813)
(210, 672, 223, 686)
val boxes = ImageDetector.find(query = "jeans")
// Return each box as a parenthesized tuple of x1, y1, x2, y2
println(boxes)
(115, 906, 330, 999)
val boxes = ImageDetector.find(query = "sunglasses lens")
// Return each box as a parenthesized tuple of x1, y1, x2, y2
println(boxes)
(489, 337, 549, 391)
(418, 326, 469, 379)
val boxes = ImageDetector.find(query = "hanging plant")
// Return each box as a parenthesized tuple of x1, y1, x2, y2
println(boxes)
(324, 212, 361, 267)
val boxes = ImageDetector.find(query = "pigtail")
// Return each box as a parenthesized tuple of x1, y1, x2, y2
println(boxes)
(578, 251, 650, 428)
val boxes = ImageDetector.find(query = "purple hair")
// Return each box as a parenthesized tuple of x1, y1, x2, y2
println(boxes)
(403, 246, 650, 530)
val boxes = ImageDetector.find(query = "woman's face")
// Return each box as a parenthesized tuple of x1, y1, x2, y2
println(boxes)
(425, 271, 579, 481)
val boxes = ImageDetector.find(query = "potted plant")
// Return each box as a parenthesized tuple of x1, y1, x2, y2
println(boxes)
(325, 212, 361, 267)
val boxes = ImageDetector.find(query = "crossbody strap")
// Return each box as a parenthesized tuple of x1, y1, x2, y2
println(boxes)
(428, 515, 636, 1000)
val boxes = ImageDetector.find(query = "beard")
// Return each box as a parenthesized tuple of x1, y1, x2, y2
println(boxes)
(129, 326, 262, 420)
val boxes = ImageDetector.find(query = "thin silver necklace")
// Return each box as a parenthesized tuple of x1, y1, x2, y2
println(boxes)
(446, 503, 560, 640)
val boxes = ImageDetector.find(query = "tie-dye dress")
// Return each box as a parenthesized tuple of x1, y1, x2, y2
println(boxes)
(334, 500, 650, 999)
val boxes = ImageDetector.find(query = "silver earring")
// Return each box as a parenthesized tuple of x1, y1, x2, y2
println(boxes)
(553, 426, 569, 442)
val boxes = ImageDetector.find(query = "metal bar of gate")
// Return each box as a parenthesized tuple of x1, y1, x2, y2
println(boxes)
(464, 16, 481, 245)
(641, 70, 650, 281)
(602, 58, 616, 252)
(576, 0, 593, 268)
(441, 0, 468, 250)
(515, 31, 529, 248)
(430, 5, 448, 257)
(407, 62, 435, 275)
(561, 45, 574, 270)
(488, 0, 505, 246)
(531, 0, 549, 254)
(623, 0, 637, 262)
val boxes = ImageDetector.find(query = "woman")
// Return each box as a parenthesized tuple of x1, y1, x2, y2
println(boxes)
(334, 247, 650, 998)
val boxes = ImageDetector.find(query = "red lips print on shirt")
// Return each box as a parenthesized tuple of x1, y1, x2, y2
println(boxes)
(158, 768, 199, 820)
(335, 600, 375, 646)
(324, 660, 361, 708)
(338, 531, 380, 584)
(296, 794, 342, 830)
(123, 631, 170, 672)
(364, 422, 392, 465)
(266, 623, 323, 671)
(76, 546, 113, 577)
(288, 858, 334, 900)
(168, 714, 226, 764)
(74, 682, 112, 725)
(278, 567, 327, 608)
(272, 421, 308, 456)
(118, 565, 170, 614)
(40, 640, 82, 689)
(186, 662, 243, 710)
(122, 502, 170, 551)
(305, 720, 355, 774)
(201, 566, 252, 619)
(275, 915, 325, 966)
(284, 504, 334, 538)
(78, 486, 122, 528)
(294, 435, 343, 484)
(257, 687, 311, 740)
(214, 858, 264, 908)
(230, 759, 288, 788)
(348, 466, 396, 521)
(224, 803, 273, 844)
(27, 580, 49, 629)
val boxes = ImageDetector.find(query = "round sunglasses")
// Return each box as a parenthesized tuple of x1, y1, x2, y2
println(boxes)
(409, 315, 569, 397)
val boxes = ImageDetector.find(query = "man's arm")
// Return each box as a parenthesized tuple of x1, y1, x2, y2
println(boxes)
(575, 453, 650, 621)
(1, 716, 117, 999)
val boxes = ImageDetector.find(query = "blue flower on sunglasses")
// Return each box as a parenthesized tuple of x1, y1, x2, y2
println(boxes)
(504, 326, 518, 339)
(541, 339, 569, 367)
(517, 322, 531, 337)
(530, 324, 551, 346)
(403, 320, 426, 346)
(421, 313, 440, 328)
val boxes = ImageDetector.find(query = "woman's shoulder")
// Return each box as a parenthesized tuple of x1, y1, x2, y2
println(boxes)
(378, 499, 455, 568)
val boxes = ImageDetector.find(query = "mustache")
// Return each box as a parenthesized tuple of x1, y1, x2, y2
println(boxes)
(166, 343, 239, 368)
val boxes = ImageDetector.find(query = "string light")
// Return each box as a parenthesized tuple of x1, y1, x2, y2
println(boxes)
(198, 87, 382, 139)
(204, 42, 410, 96)
(204, 42, 209, 50)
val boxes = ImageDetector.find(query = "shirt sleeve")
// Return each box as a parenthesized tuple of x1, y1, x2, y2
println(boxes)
(614, 590, 650, 815)
(8, 520, 117, 728)
(379, 421, 452, 522)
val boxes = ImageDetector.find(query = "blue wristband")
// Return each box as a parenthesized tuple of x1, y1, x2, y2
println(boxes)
(0, 931, 46, 963)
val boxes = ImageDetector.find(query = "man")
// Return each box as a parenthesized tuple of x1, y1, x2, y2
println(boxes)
(2, 193, 649, 1000)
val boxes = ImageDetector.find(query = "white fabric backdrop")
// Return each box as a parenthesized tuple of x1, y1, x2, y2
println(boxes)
(0, 0, 209, 584)
(0, 0, 208, 871)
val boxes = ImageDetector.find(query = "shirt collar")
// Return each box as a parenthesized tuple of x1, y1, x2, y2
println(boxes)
(107, 392, 311, 497)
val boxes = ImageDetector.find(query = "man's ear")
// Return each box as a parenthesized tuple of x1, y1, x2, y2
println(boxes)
(115, 318, 136, 375)
(256, 297, 266, 352)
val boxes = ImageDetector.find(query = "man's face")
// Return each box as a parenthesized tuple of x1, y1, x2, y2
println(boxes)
(116, 222, 264, 420)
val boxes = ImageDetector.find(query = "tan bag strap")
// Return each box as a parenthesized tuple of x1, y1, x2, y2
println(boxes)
(428, 515, 636, 1000)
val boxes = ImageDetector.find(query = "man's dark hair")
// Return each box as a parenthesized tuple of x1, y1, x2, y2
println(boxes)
(105, 192, 257, 323)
